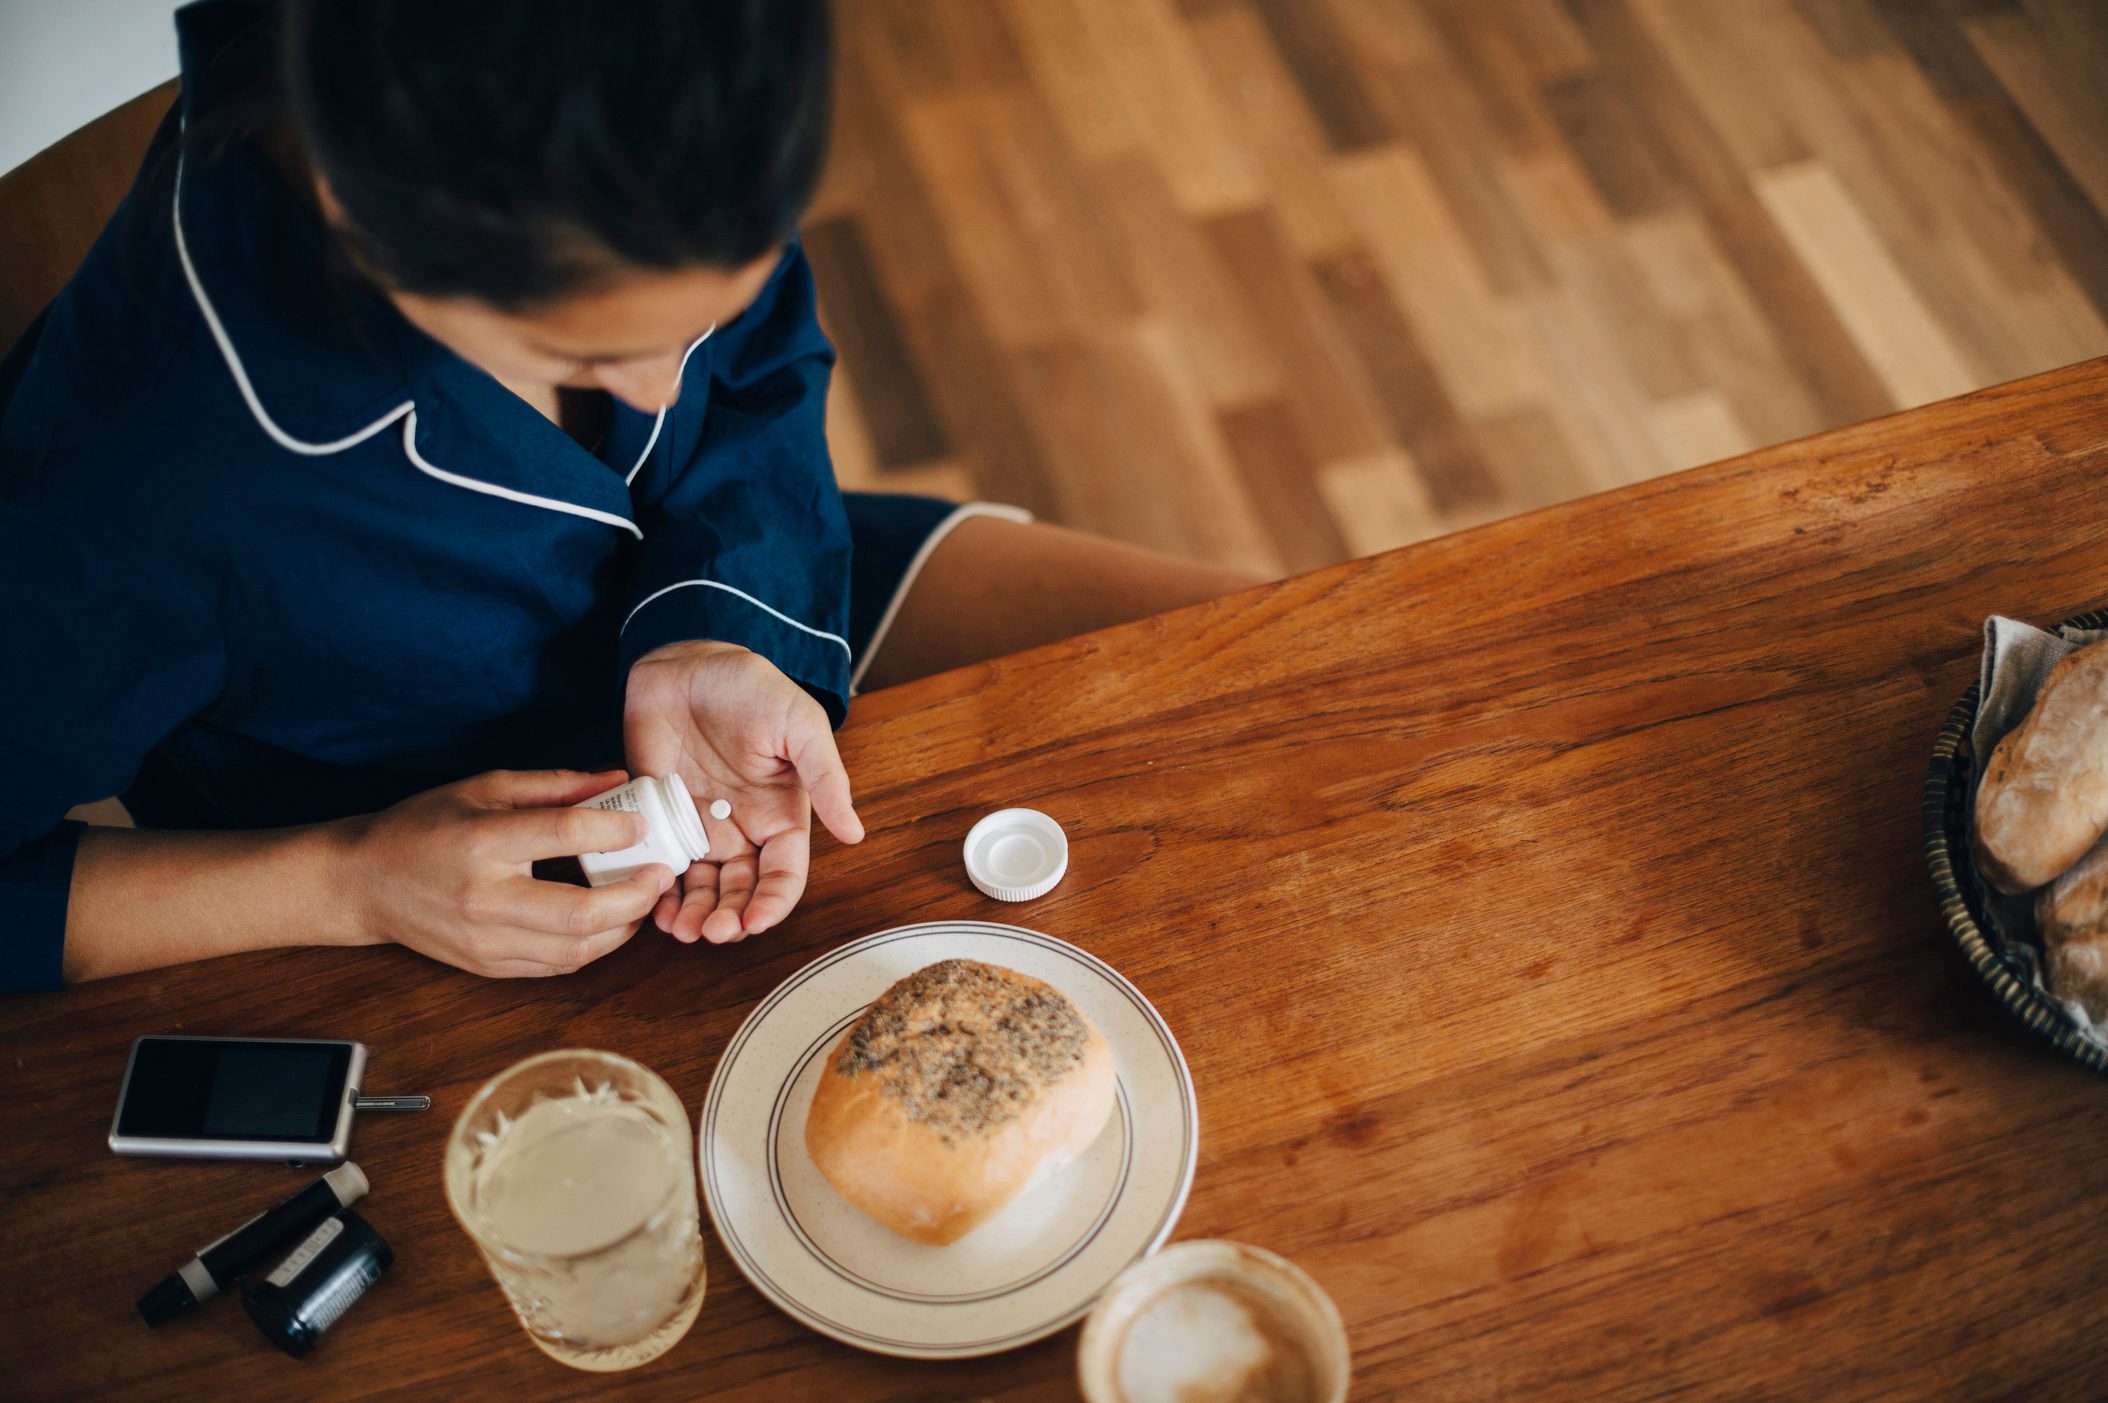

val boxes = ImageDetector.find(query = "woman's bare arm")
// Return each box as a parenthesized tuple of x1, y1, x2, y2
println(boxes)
(60, 769, 673, 983)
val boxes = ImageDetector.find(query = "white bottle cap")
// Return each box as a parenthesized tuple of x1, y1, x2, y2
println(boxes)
(963, 808, 1069, 902)
(663, 773, 711, 863)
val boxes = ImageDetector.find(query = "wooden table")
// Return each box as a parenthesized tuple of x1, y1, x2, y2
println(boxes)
(7, 359, 2108, 1401)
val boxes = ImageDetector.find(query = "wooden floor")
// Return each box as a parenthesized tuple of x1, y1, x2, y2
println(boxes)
(805, 0, 2108, 577)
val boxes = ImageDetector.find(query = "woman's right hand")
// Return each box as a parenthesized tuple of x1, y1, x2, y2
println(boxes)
(339, 769, 675, 978)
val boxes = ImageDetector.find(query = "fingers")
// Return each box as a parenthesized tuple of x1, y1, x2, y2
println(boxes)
(467, 905, 640, 973)
(650, 887, 682, 938)
(496, 865, 671, 935)
(479, 960, 579, 979)
(469, 768, 629, 809)
(666, 862, 722, 945)
(653, 828, 770, 947)
(738, 825, 811, 937)
(486, 803, 647, 862)
(787, 722, 864, 846)
(666, 834, 804, 945)
(704, 856, 755, 945)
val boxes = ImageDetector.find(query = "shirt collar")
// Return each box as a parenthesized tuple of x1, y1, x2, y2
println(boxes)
(173, 1, 442, 452)
(166, 0, 676, 539)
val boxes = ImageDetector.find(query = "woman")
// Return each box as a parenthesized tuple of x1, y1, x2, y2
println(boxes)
(0, 0, 1253, 991)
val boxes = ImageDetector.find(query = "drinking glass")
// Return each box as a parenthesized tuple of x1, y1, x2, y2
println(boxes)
(444, 1049, 706, 1371)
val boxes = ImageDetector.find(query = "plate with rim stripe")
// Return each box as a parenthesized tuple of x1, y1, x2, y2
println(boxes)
(700, 921, 1198, 1358)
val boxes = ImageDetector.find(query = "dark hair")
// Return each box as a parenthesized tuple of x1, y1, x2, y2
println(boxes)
(278, 0, 832, 307)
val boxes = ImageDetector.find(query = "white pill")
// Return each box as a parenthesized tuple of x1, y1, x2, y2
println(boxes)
(709, 799, 732, 821)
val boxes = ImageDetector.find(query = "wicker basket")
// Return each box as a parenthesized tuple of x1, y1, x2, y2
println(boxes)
(1923, 611, 2108, 1074)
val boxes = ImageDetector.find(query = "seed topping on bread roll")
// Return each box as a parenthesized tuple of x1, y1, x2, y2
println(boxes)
(807, 959, 1117, 1244)
(836, 959, 1089, 1141)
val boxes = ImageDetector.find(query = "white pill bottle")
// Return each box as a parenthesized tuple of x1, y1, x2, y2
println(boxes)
(574, 774, 712, 886)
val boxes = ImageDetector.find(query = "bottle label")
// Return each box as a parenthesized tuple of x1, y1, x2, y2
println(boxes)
(301, 1257, 383, 1333)
(587, 788, 643, 814)
(266, 1216, 344, 1287)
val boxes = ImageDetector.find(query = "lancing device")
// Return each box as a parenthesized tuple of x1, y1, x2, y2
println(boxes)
(136, 1162, 369, 1327)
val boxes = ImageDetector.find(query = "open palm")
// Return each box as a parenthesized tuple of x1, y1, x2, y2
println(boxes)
(624, 640, 863, 943)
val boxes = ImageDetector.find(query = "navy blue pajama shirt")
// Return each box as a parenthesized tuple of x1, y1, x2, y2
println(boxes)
(0, 0, 1022, 992)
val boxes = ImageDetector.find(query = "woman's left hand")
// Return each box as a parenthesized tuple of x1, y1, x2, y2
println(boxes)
(623, 640, 864, 943)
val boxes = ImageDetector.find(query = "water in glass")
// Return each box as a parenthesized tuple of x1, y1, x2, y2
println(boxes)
(445, 1050, 705, 1371)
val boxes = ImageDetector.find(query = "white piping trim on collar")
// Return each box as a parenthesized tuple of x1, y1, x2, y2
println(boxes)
(173, 154, 641, 537)
(402, 413, 642, 538)
(625, 328, 714, 486)
(848, 502, 1032, 695)
(622, 578, 850, 656)
(173, 156, 414, 456)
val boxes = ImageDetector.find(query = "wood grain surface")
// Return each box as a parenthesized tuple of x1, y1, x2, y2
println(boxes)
(809, 0, 2108, 570)
(6, 360, 2108, 1399)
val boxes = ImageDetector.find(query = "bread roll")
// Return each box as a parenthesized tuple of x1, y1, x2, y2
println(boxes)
(1974, 642, 2108, 892)
(804, 959, 1115, 1246)
(2035, 837, 2108, 1022)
